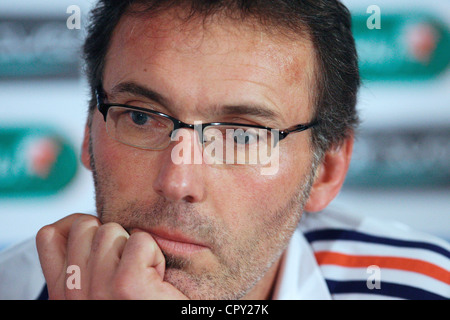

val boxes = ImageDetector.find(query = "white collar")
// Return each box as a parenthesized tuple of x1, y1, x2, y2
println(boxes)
(272, 227, 331, 300)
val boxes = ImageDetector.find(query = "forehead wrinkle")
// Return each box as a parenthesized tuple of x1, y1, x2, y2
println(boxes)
(218, 78, 289, 122)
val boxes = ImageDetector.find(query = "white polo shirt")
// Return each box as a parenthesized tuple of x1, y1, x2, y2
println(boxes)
(277, 210, 450, 299)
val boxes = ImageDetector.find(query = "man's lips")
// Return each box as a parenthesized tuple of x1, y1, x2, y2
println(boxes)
(140, 228, 209, 255)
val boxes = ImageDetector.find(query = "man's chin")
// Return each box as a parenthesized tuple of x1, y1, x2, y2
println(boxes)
(163, 267, 207, 299)
(163, 262, 244, 300)
(162, 253, 206, 298)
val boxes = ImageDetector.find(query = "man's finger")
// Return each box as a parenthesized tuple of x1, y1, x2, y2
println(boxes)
(35, 213, 97, 299)
(65, 215, 102, 299)
(112, 230, 179, 299)
(119, 231, 166, 279)
(87, 222, 129, 299)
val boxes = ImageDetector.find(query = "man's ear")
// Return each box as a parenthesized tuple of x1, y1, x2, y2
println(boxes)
(81, 124, 92, 171)
(304, 135, 354, 212)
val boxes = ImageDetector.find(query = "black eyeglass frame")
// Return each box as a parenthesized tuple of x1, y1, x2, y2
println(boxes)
(95, 86, 319, 146)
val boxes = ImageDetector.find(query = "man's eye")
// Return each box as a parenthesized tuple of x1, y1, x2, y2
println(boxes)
(232, 130, 258, 145)
(130, 111, 149, 126)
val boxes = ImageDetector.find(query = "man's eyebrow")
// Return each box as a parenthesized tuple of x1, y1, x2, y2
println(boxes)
(214, 105, 282, 125)
(110, 81, 170, 107)
(110, 81, 283, 125)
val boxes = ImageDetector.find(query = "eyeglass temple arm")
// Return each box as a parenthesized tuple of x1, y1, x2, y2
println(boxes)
(95, 87, 109, 121)
(277, 120, 319, 140)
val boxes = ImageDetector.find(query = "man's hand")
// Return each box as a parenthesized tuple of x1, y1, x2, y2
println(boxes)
(36, 213, 188, 299)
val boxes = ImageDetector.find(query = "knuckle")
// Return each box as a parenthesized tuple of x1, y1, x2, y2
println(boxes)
(130, 231, 156, 248)
(101, 221, 125, 232)
(130, 230, 149, 242)
(36, 224, 54, 244)
(71, 214, 101, 231)
(95, 222, 125, 241)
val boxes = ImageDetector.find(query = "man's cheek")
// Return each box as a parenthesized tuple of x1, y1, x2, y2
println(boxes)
(94, 140, 153, 190)
(224, 162, 292, 207)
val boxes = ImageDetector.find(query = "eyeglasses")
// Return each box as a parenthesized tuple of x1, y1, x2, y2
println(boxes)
(96, 87, 318, 165)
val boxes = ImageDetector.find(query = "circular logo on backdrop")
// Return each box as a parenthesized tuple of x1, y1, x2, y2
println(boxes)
(352, 11, 450, 81)
(0, 126, 78, 197)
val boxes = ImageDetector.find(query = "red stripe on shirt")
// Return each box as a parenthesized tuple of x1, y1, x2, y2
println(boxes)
(314, 251, 450, 285)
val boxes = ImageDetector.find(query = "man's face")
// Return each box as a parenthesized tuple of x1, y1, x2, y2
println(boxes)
(86, 9, 318, 299)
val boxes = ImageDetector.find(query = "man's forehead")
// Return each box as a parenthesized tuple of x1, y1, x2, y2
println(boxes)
(105, 6, 316, 122)
(111, 7, 314, 74)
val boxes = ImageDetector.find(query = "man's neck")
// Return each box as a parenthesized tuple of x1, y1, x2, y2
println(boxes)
(241, 253, 284, 300)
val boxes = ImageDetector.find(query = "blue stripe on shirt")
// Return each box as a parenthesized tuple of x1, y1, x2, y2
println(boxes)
(326, 279, 447, 300)
(304, 229, 450, 259)
(36, 284, 48, 300)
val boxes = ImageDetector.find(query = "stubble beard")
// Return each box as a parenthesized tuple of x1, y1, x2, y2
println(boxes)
(88, 138, 317, 299)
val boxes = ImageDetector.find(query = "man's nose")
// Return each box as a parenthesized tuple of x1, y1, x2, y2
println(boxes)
(152, 128, 206, 203)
